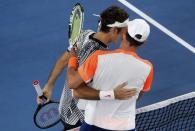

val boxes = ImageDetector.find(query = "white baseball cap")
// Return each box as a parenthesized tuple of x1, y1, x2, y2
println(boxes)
(127, 19, 150, 42)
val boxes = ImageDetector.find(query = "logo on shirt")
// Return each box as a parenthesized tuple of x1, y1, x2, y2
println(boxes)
(105, 95, 111, 98)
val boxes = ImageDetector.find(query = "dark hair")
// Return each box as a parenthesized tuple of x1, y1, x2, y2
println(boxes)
(126, 32, 144, 47)
(99, 6, 129, 33)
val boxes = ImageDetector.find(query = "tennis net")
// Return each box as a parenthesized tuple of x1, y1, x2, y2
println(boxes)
(135, 91, 195, 131)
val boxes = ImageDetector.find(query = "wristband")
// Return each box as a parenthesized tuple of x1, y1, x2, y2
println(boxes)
(68, 57, 78, 69)
(99, 90, 115, 100)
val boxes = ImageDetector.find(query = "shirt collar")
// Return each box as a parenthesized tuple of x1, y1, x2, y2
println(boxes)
(89, 33, 108, 48)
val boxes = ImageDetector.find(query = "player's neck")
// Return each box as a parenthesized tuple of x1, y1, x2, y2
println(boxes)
(93, 32, 110, 46)
(121, 45, 137, 53)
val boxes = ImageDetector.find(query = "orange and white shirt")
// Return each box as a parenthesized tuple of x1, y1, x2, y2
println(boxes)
(78, 49, 153, 130)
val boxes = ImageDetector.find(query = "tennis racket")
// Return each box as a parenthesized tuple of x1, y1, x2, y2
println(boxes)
(68, 3, 84, 46)
(33, 80, 60, 129)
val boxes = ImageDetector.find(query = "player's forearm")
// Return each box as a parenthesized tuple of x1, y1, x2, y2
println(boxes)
(73, 83, 100, 100)
(73, 82, 138, 100)
(46, 51, 70, 88)
(67, 67, 84, 89)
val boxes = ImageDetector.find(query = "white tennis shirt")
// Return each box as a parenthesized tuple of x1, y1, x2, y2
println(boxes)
(78, 49, 153, 130)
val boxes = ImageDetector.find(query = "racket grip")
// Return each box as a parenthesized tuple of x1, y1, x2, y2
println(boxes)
(33, 80, 43, 97)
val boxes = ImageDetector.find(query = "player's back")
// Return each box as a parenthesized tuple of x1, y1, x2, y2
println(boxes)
(84, 49, 153, 130)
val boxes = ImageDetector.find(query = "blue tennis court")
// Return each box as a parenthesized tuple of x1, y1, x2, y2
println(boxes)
(0, 0, 194, 130)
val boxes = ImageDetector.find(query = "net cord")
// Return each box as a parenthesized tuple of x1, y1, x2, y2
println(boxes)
(136, 91, 195, 114)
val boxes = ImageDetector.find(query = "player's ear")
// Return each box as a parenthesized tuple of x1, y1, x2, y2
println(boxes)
(112, 27, 118, 34)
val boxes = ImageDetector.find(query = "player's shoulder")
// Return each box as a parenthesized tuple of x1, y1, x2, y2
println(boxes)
(76, 29, 95, 48)
(138, 57, 153, 68)
(125, 51, 153, 68)
(79, 29, 95, 40)
(90, 50, 115, 57)
(81, 29, 95, 36)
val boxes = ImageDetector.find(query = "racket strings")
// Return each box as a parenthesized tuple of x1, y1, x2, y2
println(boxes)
(35, 102, 60, 128)
(69, 3, 84, 46)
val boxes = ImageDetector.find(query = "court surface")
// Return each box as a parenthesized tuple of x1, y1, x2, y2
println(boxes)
(0, 0, 195, 130)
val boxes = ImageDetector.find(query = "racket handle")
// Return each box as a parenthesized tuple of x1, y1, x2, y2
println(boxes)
(33, 80, 43, 97)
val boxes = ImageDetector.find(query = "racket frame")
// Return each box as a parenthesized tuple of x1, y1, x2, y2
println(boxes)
(68, 3, 84, 46)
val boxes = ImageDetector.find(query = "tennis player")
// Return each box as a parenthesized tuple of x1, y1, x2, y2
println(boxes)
(67, 19, 153, 131)
(37, 6, 137, 130)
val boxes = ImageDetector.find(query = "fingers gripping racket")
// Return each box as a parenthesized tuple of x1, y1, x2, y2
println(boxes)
(33, 80, 60, 129)
(68, 3, 84, 47)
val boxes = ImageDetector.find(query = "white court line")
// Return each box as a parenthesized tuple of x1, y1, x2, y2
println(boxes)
(118, 0, 195, 54)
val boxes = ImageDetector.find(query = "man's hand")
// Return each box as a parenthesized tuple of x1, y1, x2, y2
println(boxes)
(36, 84, 53, 104)
(36, 51, 71, 104)
(114, 82, 137, 100)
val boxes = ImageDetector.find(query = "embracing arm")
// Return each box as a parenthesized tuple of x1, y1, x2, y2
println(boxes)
(73, 83, 100, 100)
(67, 59, 101, 100)
(67, 63, 136, 100)
(73, 82, 137, 100)
(67, 65, 85, 89)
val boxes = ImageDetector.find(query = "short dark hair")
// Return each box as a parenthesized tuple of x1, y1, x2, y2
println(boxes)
(126, 32, 144, 47)
(99, 6, 129, 33)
